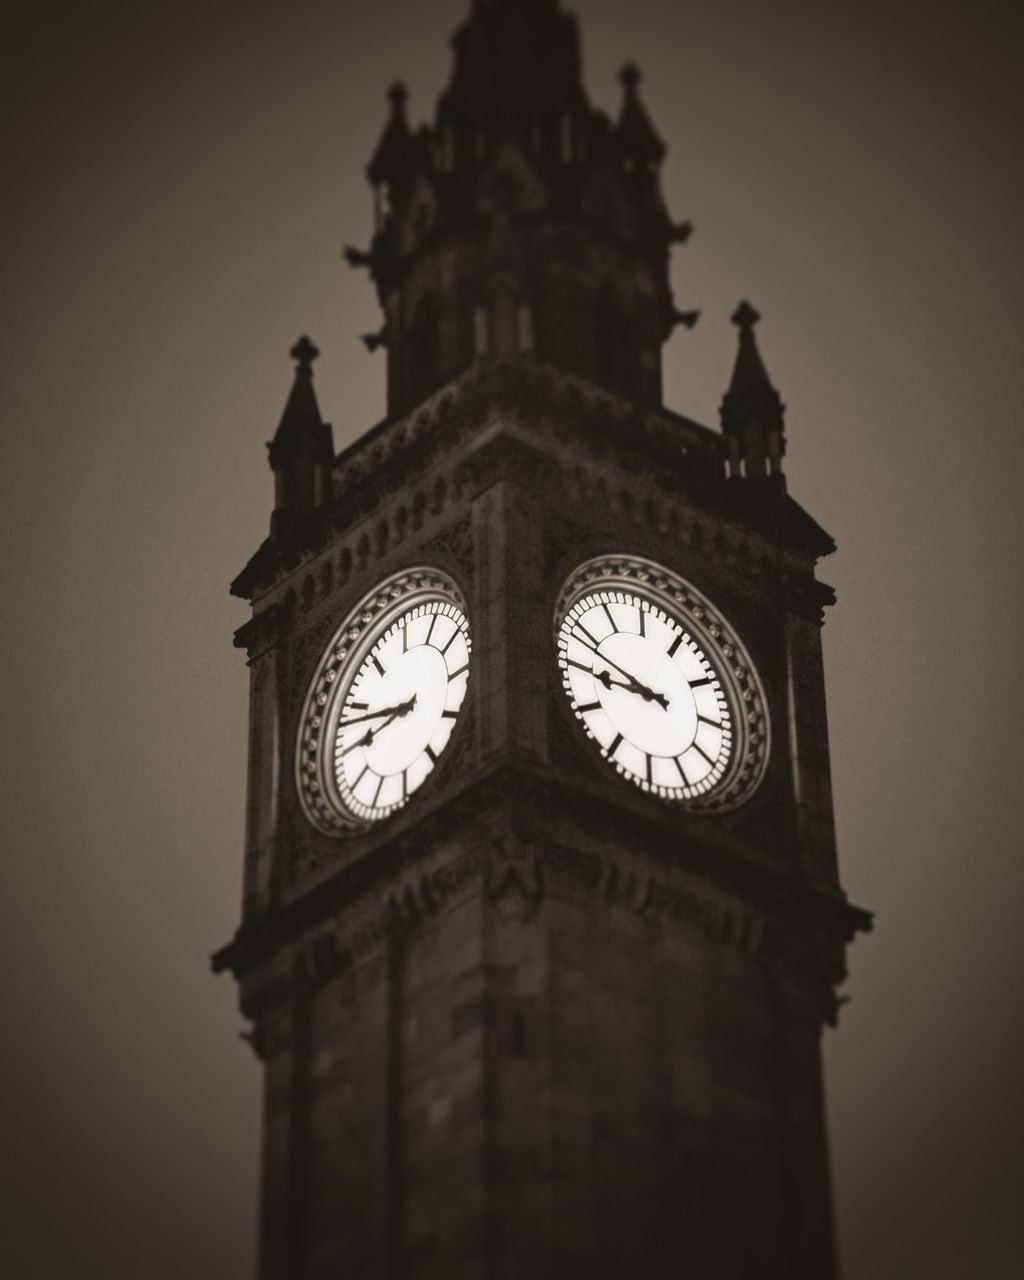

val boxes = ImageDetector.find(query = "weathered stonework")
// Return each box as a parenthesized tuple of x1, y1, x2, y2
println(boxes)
(217, 5, 869, 1277)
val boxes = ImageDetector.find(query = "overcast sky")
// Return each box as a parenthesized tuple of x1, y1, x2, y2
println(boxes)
(2, 1, 1022, 1276)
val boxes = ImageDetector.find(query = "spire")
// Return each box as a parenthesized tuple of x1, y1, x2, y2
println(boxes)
(269, 337, 323, 466)
(720, 303, 786, 482)
(614, 64, 664, 166)
(349, 0, 694, 415)
(268, 337, 333, 522)
(441, 0, 586, 156)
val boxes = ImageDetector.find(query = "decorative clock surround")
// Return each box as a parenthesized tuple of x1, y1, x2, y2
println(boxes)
(556, 555, 769, 811)
(296, 567, 470, 834)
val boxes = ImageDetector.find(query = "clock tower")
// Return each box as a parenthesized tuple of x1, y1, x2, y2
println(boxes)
(214, 3, 870, 1278)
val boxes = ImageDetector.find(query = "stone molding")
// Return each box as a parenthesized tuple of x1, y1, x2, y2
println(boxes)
(213, 767, 871, 1038)
(231, 362, 833, 603)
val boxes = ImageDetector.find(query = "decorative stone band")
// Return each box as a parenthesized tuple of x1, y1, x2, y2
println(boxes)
(295, 566, 469, 836)
(554, 554, 770, 812)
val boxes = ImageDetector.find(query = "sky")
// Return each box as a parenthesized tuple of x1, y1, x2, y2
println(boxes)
(2, 0, 1022, 1276)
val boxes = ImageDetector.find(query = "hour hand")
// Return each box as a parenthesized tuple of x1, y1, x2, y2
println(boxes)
(340, 727, 376, 756)
(595, 670, 633, 694)
(595, 668, 668, 710)
(630, 678, 669, 710)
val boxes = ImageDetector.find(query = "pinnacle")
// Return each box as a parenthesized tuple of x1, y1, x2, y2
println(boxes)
(271, 336, 324, 464)
(614, 60, 664, 165)
(723, 301, 781, 420)
(368, 81, 416, 186)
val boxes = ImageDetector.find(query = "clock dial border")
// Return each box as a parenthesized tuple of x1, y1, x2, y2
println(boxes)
(554, 555, 770, 812)
(296, 567, 471, 836)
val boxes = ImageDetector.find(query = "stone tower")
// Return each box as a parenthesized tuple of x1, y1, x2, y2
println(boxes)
(214, 3, 870, 1277)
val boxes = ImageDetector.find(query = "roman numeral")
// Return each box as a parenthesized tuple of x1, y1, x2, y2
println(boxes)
(348, 700, 369, 711)
(441, 709, 458, 719)
(645, 752, 652, 783)
(689, 675, 712, 688)
(608, 732, 623, 757)
(667, 633, 682, 657)
(371, 653, 385, 676)
(402, 624, 408, 653)
(638, 609, 646, 637)
(402, 769, 407, 801)
(575, 700, 601, 712)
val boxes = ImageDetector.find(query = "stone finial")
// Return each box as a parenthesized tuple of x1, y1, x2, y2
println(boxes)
(619, 63, 641, 94)
(731, 300, 761, 334)
(290, 335, 320, 371)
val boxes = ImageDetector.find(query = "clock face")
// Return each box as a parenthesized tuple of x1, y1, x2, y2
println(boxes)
(297, 569, 470, 834)
(556, 557, 769, 810)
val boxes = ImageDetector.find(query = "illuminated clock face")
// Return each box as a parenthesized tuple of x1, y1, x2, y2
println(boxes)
(556, 557, 769, 810)
(297, 569, 470, 833)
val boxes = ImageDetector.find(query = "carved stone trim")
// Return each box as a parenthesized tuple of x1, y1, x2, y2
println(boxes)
(422, 513, 474, 577)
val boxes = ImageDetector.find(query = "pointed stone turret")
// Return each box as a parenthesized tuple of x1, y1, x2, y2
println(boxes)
(268, 337, 334, 529)
(720, 301, 786, 483)
(367, 84, 423, 233)
(614, 64, 664, 169)
(368, 83, 415, 188)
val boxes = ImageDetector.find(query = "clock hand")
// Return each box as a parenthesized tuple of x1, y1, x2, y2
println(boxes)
(593, 665, 669, 710)
(340, 695, 418, 729)
(594, 670, 634, 694)
(339, 727, 376, 756)
(624, 677, 670, 710)
(374, 695, 418, 734)
(339, 696, 417, 756)
(572, 631, 669, 707)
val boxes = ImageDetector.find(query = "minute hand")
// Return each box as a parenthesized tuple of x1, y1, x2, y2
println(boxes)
(340, 697, 416, 729)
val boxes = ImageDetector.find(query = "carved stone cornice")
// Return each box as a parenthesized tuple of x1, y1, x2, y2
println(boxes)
(212, 762, 871, 1027)
(231, 361, 833, 618)
(233, 598, 294, 663)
